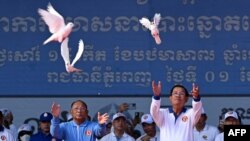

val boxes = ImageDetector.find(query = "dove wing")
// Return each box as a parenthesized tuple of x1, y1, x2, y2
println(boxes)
(60, 37, 70, 66)
(71, 39, 84, 66)
(153, 13, 161, 26)
(139, 17, 151, 29)
(38, 3, 65, 33)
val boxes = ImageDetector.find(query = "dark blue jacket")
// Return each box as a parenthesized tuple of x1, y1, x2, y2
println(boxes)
(30, 131, 62, 141)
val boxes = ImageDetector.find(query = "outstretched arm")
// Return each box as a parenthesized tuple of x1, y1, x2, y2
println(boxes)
(152, 80, 161, 97)
(50, 102, 63, 138)
(94, 112, 109, 137)
(191, 83, 202, 127)
(150, 80, 164, 127)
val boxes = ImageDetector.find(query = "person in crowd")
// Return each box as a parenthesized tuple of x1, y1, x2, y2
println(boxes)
(117, 103, 142, 139)
(100, 112, 135, 141)
(193, 108, 220, 141)
(0, 111, 15, 141)
(50, 99, 109, 141)
(215, 110, 241, 141)
(0, 108, 18, 139)
(17, 124, 33, 141)
(150, 81, 202, 141)
(136, 114, 160, 141)
(30, 112, 61, 141)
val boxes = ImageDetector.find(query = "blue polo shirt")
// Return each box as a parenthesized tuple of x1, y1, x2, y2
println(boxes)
(51, 118, 106, 141)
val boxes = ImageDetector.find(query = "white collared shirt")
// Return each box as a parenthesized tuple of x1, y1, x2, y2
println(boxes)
(150, 97, 203, 141)
(100, 132, 135, 141)
(136, 131, 160, 141)
(194, 124, 220, 141)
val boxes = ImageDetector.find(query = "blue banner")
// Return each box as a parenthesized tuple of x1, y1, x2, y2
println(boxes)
(0, 0, 250, 96)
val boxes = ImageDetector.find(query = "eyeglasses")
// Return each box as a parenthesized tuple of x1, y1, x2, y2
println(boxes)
(72, 107, 87, 111)
(172, 92, 186, 97)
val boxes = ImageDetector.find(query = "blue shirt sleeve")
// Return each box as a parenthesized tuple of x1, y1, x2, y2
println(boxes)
(50, 117, 63, 139)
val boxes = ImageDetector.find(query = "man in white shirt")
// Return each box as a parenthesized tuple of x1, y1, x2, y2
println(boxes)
(215, 110, 240, 141)
(100, 112, 135, 141)
(0, 108, 18, 140)
(150, 81, 202, 141)
(193, 108, 220, 141)
(136, 114, 159, 141)
(0, 111, 15, 141)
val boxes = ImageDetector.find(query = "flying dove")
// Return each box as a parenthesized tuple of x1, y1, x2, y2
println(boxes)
(61, 37, 84, 73)
(139, 13, 161, 45)
(38, 3, 74, 45)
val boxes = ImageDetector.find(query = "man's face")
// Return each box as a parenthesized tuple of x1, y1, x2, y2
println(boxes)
(71, 101, 88, 120)
(169, 87, 188, 106)
(113, 117, 126, 131)
(40, 121, 50, 134)
(196, 114, 207, 127)
(142, 123, 156, 137)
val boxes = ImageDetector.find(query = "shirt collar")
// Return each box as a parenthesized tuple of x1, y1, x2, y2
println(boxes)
(72, 120, 88, 127)
(169, 107, 187, 114)
(169, 107, 187, 120)
(111, 131, 128, 138)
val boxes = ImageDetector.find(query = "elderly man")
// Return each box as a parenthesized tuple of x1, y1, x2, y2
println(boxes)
(51, 99, 109, 141)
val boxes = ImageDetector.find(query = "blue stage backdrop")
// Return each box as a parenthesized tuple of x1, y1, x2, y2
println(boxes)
(1, 0, 250, 96)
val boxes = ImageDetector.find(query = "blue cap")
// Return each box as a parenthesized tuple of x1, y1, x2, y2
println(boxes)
(39, 112, 53, 122)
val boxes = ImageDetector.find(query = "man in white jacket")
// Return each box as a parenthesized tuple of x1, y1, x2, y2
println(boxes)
(150, 81, 202, 141)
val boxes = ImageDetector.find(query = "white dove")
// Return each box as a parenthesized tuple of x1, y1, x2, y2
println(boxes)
(61, 37, 84, 73)
(38, 2, 74, 45)
(139, 13, 161, 45)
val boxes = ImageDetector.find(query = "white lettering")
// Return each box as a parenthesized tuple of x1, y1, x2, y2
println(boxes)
(228, 129, 247, 136)
(241, 129, 246, 136)
(235, 129, 241, 136)
(228, 129, 235, 136)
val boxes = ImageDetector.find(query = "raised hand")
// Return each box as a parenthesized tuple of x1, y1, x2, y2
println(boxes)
(97, 112, 109, 124)
(152, 80, 161, 96)
(51, 102, 61, 118)
(191, 83, 199, 98)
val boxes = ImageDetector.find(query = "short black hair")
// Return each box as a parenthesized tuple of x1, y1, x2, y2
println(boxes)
(170, 84, 189, 97)
(71, 100, 88, 109)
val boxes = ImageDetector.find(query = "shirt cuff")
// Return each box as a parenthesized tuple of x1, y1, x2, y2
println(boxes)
(153, 95, 161, 100)
(193, 96, 200, 102)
